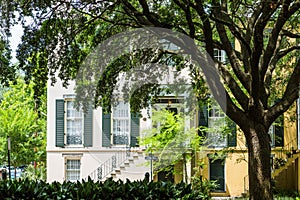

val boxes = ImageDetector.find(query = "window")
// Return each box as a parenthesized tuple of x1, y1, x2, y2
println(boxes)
(198, 100, 236, 147)
(207, 102, 227, 147)
(66, 159, 81, 181)
(209, 158, 225, 192)
(55, 97, 93, 147)
(269, 125, 275, 147)
(214, 49, 226, 63)
(102, 101, 140, 148)
(112, 101, 130, 145)
(66, 100, 83, 145)
(269, 115, 284, 147)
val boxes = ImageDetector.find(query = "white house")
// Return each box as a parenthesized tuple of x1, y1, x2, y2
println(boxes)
(46, 74, 152, 182)
(46, 62, 197, 183)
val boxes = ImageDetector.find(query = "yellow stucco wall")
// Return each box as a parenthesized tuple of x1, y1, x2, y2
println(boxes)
(199, 151, 248, 197)
(197, 107, 299, 197)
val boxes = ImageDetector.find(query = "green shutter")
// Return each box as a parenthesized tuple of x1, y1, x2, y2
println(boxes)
(56, 99, 65, 147)
(130, 113, 140, 147)
(198, 103, 208, 137)
(227, 120, 237, 147)
(102, 113, 111, 147)
(84, 105, 93, 147)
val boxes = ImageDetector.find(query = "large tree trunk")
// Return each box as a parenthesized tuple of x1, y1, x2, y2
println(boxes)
(245, 122, 272, 200)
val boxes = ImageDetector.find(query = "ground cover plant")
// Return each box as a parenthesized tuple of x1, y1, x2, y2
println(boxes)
(0, 177, 214, 200)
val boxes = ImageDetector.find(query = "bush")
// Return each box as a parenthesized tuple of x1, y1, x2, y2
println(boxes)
(21, 163, 46, 181)
(273, 189, 300, 198)
(0, 177, 213, 199)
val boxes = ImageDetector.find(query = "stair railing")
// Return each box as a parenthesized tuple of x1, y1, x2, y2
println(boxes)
(86, 146, 131, 181)
(272, 137, 298, 172)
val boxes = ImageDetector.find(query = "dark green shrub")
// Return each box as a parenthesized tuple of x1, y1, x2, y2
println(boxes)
(0, 177, 213, 199)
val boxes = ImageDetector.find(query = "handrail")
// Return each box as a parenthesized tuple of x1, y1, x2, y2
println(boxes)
(272, 137, 298, 173)
(280, 137, 297, 158)
(85, 146, 131, 182)
(283, 137, 297, 151)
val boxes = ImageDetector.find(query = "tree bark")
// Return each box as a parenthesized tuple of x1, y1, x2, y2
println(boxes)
(245, 122, 272, 200)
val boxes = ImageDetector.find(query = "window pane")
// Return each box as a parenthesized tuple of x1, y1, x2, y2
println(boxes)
(66, 159, 80, 181)
(207, 102, 227, 147)
(113, 101, 129, 145)
(66, 100, 83, 145)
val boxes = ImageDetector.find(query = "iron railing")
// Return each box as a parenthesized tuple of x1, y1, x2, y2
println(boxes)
(86, 147, 131, 181)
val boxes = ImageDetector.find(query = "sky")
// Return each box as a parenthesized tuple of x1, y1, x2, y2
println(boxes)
(10, 23, 23, 63)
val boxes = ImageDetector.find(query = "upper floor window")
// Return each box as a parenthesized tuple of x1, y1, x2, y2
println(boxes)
(102, 101, 140, 147)
(112, 101, 130, 145)
(207, 101, 227, 147)
(55, 97, 93, 148)
(214, 49, 226, 63)
(198, 99, 236, 148)
(66, 100, 83, 145)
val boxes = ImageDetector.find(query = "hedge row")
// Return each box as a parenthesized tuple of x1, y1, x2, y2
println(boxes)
(0, 177, 210, 199)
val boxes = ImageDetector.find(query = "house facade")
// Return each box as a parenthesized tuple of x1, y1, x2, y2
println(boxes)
(46, 77, 151, 183)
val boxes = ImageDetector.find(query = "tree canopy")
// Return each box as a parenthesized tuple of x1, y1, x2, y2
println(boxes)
(2, 0, 300, 199)
(0, 79, 46, 170)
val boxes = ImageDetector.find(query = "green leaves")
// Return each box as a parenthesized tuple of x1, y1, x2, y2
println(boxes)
(0, 178, 212, 199)
(142, 109, 200, 153)
(141, 109, 201, 180)
(0, 79, 46, 168)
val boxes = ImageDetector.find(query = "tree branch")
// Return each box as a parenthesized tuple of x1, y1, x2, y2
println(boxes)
(282, 29, 300, 38)
(121, 0, 152, 26)
(211, 1, 251, 93)
(173, 0, 195, 38)
(192, 0, 214, 57)
(250, 1, 277, 106)
(267, 58, 300, 124)
(261, 0, 294, 81)
(138, 0, 161, 27)
(218, 63, 249, 111)
(278, 46, 300, 59)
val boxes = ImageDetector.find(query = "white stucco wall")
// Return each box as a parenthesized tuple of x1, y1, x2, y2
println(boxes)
(46, 78, 147, 182)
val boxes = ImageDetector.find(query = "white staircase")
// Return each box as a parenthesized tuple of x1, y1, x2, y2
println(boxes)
(110, 151, 149, 182)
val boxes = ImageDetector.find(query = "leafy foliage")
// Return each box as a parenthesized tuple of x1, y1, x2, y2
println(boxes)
(0, 79, 46, 169)
(0, 36, 15, 85)
(0, 178, 214, 200)
(21, 163, 46, 181)
(141, 109, 202, 180)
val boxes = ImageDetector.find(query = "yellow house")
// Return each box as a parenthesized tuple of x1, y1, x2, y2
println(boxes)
(150, 97, 300, 198)
(197, 99, 300, 197)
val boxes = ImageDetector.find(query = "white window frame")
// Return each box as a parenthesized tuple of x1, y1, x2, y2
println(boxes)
(65, 98, 84, 146)
(214, 49, 226, 63)
(112, 101, 130, 146)
(207, 101, 227, 148)
(65, 157, 81, 182)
